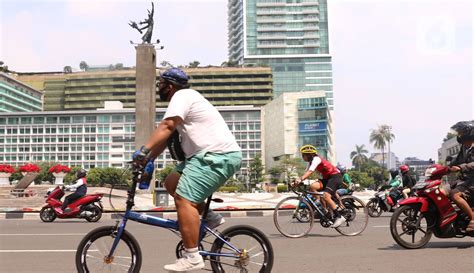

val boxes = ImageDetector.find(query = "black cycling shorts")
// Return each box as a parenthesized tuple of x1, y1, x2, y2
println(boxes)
(322, 173, 343, 195)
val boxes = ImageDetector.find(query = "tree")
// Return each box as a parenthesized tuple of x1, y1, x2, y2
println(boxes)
(443, 132, 456, 142)
(63, 66, 72, 73)
(156, 165, 174, 186)
(350, 144, 369, 171)
(268, 166, 283, 184)
(220, 60, 239, 67)
(0, 61, 9, 72)
(277, 156, 306, 186)
(248, 154, 264, 189)
(114, 63, 124, 70)
(369, 124, 395, 169)
(79, 61, 89, 71)
(347, 170, 374, 189)
(188, 61, 200, 68)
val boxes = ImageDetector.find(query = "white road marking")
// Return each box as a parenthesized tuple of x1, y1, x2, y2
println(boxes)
(373, 225, 389, 228)
(0, 249, 98, 253)
(0, 233, 85, 236)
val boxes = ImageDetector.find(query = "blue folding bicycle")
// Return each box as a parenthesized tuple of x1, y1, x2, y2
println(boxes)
(75, 165, 274, 272)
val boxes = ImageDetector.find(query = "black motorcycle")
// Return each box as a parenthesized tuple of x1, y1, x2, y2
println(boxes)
(366, 185, 403, 217)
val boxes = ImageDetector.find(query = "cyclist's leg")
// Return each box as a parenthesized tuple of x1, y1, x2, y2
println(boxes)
(175, 195, 201, 248)
(322, 175, 341, 211)
(165, 152, 241, 271)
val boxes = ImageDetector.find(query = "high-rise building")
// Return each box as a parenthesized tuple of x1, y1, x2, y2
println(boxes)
(0, 72, 43, 112)
(228, 0, 334, 109)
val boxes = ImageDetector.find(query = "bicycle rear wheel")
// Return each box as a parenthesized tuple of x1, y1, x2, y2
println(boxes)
(76, 226, 142, 273)
(273, 196, 314, 238)
(335, 196, 368, 236)
(210, 225, 274, 273)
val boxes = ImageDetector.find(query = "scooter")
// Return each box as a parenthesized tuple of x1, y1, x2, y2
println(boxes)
(366, 184, 404, 217)
(40, 185, 103, 222)
(390, 165, 474, 249)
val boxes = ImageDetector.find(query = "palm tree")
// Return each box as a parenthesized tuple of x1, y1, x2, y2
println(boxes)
(79, 61, 89, 71)
(350, 144, 369, 171)
(369, 124, 395, 169)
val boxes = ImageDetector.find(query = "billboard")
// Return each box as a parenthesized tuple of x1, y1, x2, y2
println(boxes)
(299, 121, 327, 132)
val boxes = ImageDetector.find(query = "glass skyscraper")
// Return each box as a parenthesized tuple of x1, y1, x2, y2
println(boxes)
(228, 0, 334, 109)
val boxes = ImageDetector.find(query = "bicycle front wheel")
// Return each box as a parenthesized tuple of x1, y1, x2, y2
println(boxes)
(273, 196, 314, 238)
(76, 226, 142, 273)
(210, 225, 274, 273)
(335, 196, 369, 236)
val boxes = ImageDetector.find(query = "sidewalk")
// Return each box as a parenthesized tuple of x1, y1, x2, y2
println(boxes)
(0, 185, 374, 213)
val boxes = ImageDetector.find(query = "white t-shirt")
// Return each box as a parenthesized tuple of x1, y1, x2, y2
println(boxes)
(163, 89, 241, 158)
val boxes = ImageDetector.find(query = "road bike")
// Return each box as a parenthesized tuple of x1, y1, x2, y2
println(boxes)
(273, 185, 368, 238)
(75, 165, 274, 272)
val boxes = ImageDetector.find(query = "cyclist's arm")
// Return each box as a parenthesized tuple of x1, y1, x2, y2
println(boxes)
(144, 117, 182, 159)
(300, 170, 315, 181)
(300, 157, 321, 181)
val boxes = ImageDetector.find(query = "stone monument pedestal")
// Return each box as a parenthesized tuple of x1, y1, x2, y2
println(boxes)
(135, 44, 157, 150)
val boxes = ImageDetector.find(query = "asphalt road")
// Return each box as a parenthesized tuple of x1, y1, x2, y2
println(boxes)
(0, 213, 473, 273)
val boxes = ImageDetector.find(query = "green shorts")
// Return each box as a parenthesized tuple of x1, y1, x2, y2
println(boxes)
(174, 151, 242, 203)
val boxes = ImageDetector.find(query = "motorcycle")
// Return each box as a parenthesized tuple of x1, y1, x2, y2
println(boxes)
(390, 165, 474, 249)
(40, 186, 103, 222)
(366, 185, 404, 217)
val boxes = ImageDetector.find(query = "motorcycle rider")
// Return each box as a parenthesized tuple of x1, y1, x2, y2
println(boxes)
(56, 169, 87, 213)
(400, 165, 416, 199)
(336, 165, 353, 196)
(385, 168, 402, 208)
(294, 145, 345, 228)
(448, 120, 474, 232)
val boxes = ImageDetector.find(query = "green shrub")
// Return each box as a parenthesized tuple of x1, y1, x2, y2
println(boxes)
(218, 186, 238, 193)
(277, 185, 288, 193)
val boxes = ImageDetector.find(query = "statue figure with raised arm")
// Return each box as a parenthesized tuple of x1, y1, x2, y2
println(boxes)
(129, 2, 154, 44)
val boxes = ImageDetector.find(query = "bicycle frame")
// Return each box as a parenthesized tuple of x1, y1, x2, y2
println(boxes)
(107, 174, 242, 260)
(297, 188, 333, 223)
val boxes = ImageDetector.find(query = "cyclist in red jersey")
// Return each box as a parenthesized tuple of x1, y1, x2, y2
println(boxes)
(294, 145, 346, 228)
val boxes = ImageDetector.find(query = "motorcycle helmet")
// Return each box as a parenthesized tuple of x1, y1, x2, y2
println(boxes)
(389, 168, 399, 179)
(399, 165, 409, 174)
(300, 144, 317, 155)
(450, 120, 474, 143)
(337, 164, 346, 174)
(76, 169, 87, 179)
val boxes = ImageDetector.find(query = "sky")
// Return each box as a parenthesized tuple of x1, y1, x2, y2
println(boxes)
(1, 0, 473, 167)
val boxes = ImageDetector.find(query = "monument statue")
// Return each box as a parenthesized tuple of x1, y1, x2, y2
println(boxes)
(129, 2, 154, 43)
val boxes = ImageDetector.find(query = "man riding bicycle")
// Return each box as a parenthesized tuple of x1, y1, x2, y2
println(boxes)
(293, 144, 346, 228)
(133, 68, 242, 271)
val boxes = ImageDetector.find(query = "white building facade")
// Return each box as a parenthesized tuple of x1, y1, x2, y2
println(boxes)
(262, 91, 335, 170)
(0, 105, 262, 176)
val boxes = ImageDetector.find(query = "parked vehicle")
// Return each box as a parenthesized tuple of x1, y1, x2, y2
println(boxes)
(390, 165, 474, 249)
(40, 186, 103, 222)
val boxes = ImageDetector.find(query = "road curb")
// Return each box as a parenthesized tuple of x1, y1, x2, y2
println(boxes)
(0, 209, 275, 220)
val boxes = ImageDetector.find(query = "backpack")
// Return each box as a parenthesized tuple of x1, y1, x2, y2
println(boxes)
(167, 130, 186, 161)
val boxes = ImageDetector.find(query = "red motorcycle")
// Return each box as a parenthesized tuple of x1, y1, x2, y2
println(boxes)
(390, 165, 474, 248)
(40, 186, 103, 222)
